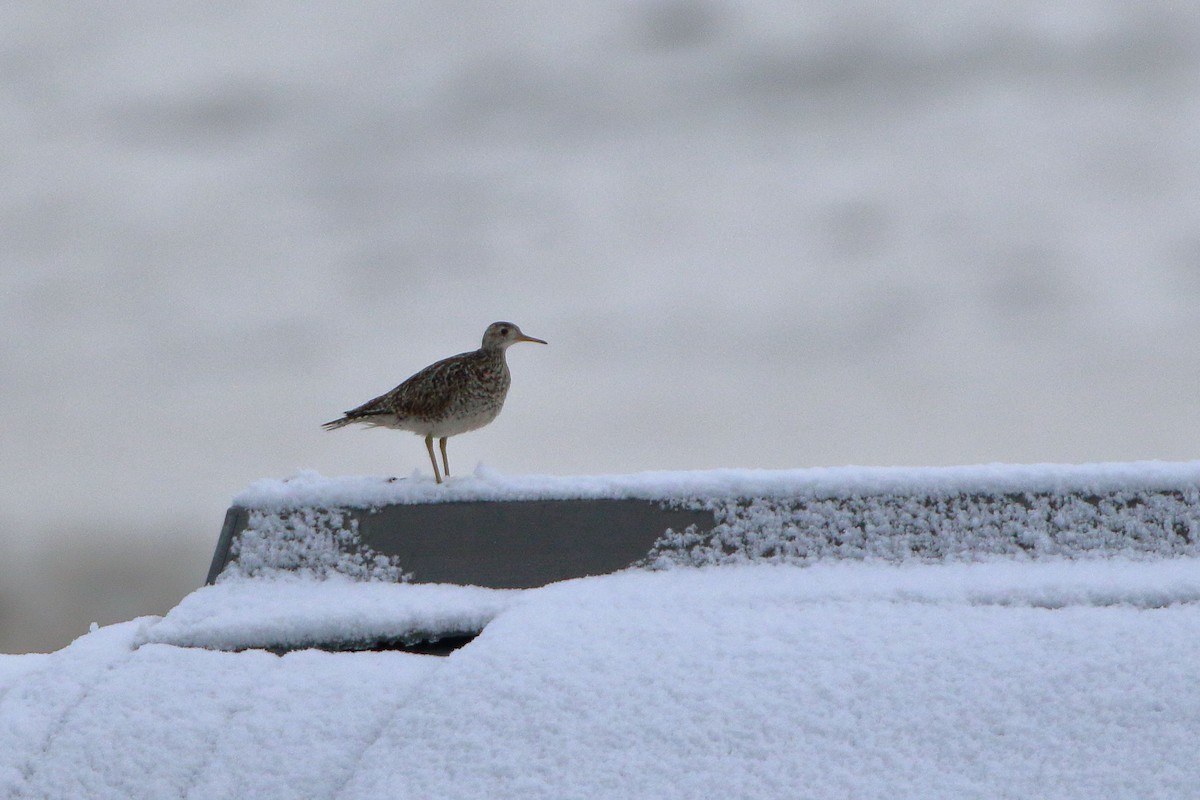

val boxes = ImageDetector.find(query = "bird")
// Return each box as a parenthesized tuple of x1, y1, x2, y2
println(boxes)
(322, 321, 547, 484)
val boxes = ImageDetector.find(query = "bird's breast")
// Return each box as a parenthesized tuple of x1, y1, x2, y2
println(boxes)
(422, 360, 509, 434)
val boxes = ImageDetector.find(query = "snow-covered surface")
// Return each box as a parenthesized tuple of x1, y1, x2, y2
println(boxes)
(7, 464, 1200, 796)
(3, 560, 1200, 799)
(656, 487, 1200, 566)
(236, 461, 1200, 508)
(143, 577, 514, 652)
(222, 507, 409, 582)
(151, 559, 1200, 651)
(219, 463, 1200, 585)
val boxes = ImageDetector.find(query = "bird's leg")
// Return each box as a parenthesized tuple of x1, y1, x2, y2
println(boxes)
(425, 434, 442, 484)
(439, 437, 450, 477)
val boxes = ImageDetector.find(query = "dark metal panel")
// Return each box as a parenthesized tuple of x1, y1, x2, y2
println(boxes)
(206, 506, 248, 585)
(354, 500, 713, 588)
(206, 499, 713, 588)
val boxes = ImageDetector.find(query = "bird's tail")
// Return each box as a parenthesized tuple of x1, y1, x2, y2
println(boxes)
(321, 417, 353, 431)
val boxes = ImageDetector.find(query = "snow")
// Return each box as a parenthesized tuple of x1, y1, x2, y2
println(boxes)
(0, 620, 438, 800)
(143, 577, 515, 652)
(146, 559, 1200, 652)
(3, 560, 1200, 799)
(222, 507, 408, 582)
(222, 463, 1200, 584)
(235, 460, 1200, 508)
(5, 462, 1200, 797)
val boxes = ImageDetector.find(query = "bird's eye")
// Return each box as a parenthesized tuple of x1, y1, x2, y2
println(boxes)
(500, 327, 509, 335)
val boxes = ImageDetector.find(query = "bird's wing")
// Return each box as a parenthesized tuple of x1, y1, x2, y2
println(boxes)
(384, 354, 474, 418)
(344, 351, 479, 421)
(324, 350, 485, 429)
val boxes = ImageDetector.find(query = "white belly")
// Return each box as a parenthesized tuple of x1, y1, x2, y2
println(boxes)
(423, 406, 503, 437)
(365, 405, 502, 438)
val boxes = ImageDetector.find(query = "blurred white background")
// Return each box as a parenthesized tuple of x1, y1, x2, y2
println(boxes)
(3, 1, 1200, 652)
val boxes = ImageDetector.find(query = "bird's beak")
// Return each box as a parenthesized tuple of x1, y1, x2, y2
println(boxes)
(517, 334, 548, 345)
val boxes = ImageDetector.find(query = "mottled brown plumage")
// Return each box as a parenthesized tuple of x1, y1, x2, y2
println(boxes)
(323, 322, 546, 483)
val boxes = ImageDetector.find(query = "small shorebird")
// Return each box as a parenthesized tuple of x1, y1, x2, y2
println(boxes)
(322, 322, 547, 483)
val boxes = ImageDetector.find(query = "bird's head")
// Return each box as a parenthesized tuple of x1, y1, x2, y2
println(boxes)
(482, 321, 547, 351)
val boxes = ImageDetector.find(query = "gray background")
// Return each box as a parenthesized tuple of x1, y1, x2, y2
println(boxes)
(3, 1, 1199, 653)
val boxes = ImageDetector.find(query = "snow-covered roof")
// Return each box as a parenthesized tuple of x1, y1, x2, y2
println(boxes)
(4, 463, 1200, 799)
(3, 561, 1200, 799)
